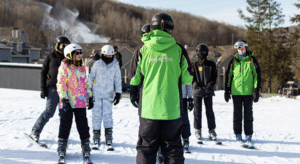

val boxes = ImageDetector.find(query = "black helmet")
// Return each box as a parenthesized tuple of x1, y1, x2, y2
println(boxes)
(56, 36, 71, 45)
(141, 23, 151, 36)
(150, 13, 174, 34)
(196, 44, 209, 60)
(113, 46, 118, 52)
(55, 36, 70, 53)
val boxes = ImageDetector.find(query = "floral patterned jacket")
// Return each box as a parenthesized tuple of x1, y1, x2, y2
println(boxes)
(57, 59, 92, 109)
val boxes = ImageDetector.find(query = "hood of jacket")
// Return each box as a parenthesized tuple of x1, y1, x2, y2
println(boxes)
(142, 30, 176, 52)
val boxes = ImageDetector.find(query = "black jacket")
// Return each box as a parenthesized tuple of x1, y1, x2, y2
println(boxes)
(191, 59, 217, 97)
(114, 52, 122, 68)
(40, 50, 65, 90)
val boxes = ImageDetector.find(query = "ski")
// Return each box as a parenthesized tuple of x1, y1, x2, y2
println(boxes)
(197, 138, 222, 145)
(83, 157, 93, 164)
(242, 141, 255, 149)
(91, 143, 99, 150)
(106, 145, 114, 151)
(24, 133, 48, 148)
(83, 153, 93, 164)
(197, 140, 203, 144)
(209, 135, 222, 145)
(183, 142, 191, 153)
(184, 147, 191, 154)
(57, 157, 65, 164)
(212, 140, 222, 145)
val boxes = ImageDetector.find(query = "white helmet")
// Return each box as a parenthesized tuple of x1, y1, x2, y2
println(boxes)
(64, 43, 82, 57)
(101, 45, 114, 55)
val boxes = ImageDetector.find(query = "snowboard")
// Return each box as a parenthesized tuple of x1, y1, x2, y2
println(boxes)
(24, 133, 48, 148)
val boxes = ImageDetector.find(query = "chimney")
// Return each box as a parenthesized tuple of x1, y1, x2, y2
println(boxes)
(12, 28, 20, 38)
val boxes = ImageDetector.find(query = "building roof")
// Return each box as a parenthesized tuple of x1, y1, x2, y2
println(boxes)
(0, 43, 12, 48)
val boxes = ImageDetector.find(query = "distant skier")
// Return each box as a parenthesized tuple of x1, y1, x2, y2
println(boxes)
(224, 40, 261, 149)
(85, 49, 101, 73)
(113, 46, 122, 69)
(88, 45, 122, 151)
(130, 13, 193, 164)
(191, 44, 219, 144)
(56, 43, 94, 161)
(29, 36, 70, 143)
(181, 83, 194, 151)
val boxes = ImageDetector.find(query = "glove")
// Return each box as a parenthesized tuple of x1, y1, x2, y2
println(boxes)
(113, 93, 121, 105)
(130, 85, 139, 108)
(61, 98, 71, 112)
(204, 83, 214, 97)
(87, 97, 94, 110)
(187, 98, 194, 111)
(252, 88, 260, 103)
(224, 91, 231, 102)
(224, 87, 231, 102)
(40, 88, 48, 99)
(194, 86, 205, 97)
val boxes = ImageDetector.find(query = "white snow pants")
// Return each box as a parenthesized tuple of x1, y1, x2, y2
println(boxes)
(92, 98, 113, 130)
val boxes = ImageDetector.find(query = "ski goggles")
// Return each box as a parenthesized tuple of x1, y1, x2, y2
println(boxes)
(234, 42, 248, 49)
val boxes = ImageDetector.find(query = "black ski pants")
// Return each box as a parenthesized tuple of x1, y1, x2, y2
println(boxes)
(193, 96, 216, 130)
(181, 99, 191, 139)
(136, 117, 184, 164)
(32, 88, 59, 134)
(58, 105, 90, 140)
(232, 95, 253, 136)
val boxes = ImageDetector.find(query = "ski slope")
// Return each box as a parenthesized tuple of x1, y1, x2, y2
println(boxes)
(0, 88, 299, 164)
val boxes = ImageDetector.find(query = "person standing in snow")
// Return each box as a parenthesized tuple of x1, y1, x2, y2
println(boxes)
(181, 83, 194, 149)
(113, 46, 122, 69)
(191, 44, 218, 143)
(56, 43, 94, 158)
(130, 13, 193, 164)
(85, 49, 101, 73)
(88, 45, 122, 150)
(29, 36, 70, 143)
(224, 40, 261, 148)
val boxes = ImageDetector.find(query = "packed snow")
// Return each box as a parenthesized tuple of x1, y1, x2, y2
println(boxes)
(0, 88, 300, 164)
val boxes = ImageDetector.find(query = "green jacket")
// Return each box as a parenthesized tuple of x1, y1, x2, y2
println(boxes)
(130, 30, 193, 120)
(225, 51, 261, 95)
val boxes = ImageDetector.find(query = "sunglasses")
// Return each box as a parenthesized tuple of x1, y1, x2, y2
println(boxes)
(74, 51, 82, 55)
(234, 42, 248, 49)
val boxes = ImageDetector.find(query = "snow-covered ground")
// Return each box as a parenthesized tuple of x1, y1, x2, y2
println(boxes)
(0, 88, 300, 164)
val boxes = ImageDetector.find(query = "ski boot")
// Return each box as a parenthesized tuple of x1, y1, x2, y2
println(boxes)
(209, 129, 222, 145)
(209, 129, 217, 141)
(81, 138, 91, 157)
(29, 131, 40, 143)
(105, 128, 114, 151)
(57, 138, 68, 163)
(92, 130, 100, 150)
(243, 135, 254, 149)
(195, 129, 203, 144)
(236, 134, 243, 145)
(182, 138, 191, 153)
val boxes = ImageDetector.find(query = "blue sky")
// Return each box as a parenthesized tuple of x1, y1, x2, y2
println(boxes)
(116, 0, 299, 28)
